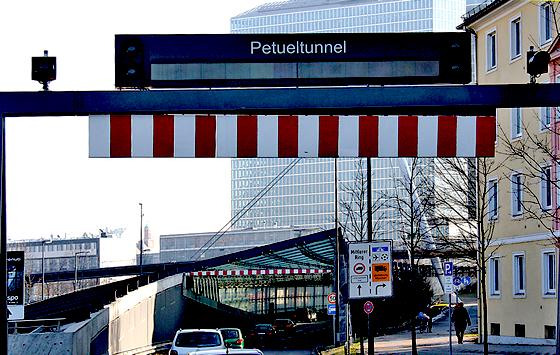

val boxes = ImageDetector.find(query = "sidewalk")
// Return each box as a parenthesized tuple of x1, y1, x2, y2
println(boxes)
(326, 301, 556, 354)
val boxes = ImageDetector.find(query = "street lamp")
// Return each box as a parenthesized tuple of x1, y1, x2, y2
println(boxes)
(41, 238, 52, 301)
(74, 251, 89, 291)
(139, 202, 144, 276)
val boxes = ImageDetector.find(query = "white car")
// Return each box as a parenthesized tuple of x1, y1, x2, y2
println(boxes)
(188, 350, 264, 355)
(169, 329, 226, 355)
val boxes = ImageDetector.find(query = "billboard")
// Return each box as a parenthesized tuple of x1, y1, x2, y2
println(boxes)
(7, 251, 25, 320)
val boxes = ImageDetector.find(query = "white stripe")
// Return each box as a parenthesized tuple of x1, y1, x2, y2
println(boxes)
(89, 115, 110, 157)
(298, 115, 319, 157)
(338, 115, 359, 157)
(378, 115, 399, 157)
(417, 116, 438, 157)
(174, 115, 196, 157)
(132, 115, 153, 157)
(457, 116, 476, 157)
(216, 115, 237, 157)
(258, 115, 278, 157)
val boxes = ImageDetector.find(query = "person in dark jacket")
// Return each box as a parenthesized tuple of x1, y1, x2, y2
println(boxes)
(451, 302, 471, 344)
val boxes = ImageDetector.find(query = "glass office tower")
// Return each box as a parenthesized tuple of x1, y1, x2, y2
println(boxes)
(230, 0, 473, 242)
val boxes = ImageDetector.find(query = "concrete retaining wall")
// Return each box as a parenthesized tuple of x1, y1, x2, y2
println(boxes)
(9, 273, 185, 355)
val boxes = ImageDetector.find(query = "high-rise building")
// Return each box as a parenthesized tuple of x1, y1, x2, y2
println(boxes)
(230, 0, 476, 242)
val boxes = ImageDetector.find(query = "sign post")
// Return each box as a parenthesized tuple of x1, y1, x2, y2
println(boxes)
(364, 301, 374, 355)
(444, 261, 453, 355)
(328, 292, 337, 345)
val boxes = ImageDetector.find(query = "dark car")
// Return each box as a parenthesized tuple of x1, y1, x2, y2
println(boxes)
(246, 324, 275, 347)
(272, 319, 295, 334)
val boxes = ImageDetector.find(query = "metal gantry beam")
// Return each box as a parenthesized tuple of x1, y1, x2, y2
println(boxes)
(1, 84, 560, 117)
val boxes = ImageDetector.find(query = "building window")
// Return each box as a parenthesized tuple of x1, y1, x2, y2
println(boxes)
(515, 324, 526, 337)
(491, 323, 501, 336)
(489, 257, 500, 295)
(513, 253, 526, 296)
(541, 106, 552, 130)
(540, 3, 553, 44)
(511, 173, 523, 216)
(545, 326, 556, 340)
(511, 108, 522, 138)
(486, 30, 497, 71)
(510, 17, 521, 60)
(543, 250, 556, 295)
(542, 165, 552, 210)
(488, 179, 498, 219)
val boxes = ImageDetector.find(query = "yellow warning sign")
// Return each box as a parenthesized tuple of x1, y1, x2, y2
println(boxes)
(372, 263, 391, 282)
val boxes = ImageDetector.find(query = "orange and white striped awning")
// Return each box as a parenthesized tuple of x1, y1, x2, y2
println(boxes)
(89, 114, 495, 158)
(185, 268, 331, 277)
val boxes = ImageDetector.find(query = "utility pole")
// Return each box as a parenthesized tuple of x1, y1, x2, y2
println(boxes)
(366, 158, 374, 355)
(139, 202, 143, 276)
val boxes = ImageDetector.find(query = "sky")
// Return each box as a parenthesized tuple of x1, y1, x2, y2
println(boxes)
(0, 0, 269, 242)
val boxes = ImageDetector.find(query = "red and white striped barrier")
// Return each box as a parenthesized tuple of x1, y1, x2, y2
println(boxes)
(89, 114, 495, 158)
(185, 268, 332, 277)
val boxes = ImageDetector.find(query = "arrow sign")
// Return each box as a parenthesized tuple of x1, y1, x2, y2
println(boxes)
(375, 283, 387, 295)
(357, 285, 362, 296)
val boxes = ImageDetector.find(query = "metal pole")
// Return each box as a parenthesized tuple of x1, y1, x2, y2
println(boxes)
(41, 240, 45, 300)
(139, 202, 143, 276)
(334, 159, 340, 346)
(0, 112, 7, 354)
(449, 293, 453, 355)
(366, 158, 374, 354)
(74, 253, 78, 291)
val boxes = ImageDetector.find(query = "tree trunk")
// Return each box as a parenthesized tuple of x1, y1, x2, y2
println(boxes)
(480, 260, 489, 355)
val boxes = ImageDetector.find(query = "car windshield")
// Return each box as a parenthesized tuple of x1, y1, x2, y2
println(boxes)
(275, 320, 289, 325)
(220, 329, 240, 340)
(255, 325, 271, 331)
(175, 332, 221, 347)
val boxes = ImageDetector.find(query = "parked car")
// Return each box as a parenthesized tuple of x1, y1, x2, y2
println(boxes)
(272, 318, 295, 334)
(219, 328, 244, 349)
(245, 323, 275, 347)
(188, 349, 264, 355)
(169, 329, 225, 355)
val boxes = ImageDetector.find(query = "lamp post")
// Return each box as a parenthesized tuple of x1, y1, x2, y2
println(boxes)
(74, 251, 89, 291)
(41, 238, 52, 301)
(139, 202, 143, 276)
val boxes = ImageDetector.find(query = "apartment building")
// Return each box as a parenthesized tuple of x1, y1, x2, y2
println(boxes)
(459, 0, 559, 344)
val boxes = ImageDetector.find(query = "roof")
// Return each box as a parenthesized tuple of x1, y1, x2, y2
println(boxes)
(232, 0, 374, 19)
(457, 0, 510, 29)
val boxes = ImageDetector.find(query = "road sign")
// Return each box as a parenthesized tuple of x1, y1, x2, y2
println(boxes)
(115, 33, 471, 89)
(328, 292, 337, 304)
(349, 241, 393, 299)
(364, 301, 374, 315)
(462, 276, 472, 286)
(443, 261, 453, 276)
(328, 304, 337, 316)
(453, 277, 462, 286)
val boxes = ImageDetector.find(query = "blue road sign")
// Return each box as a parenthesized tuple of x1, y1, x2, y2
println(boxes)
(453, 277, 462, 286)
(443, 262, 453, 276)
(462, 276, 472, 286)
(328, 304, 337, 316)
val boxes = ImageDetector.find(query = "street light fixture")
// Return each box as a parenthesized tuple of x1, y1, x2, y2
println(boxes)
(74, 251, 89, 292)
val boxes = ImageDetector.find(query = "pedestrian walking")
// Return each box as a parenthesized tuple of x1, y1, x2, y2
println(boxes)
(451, 302, 471, 344)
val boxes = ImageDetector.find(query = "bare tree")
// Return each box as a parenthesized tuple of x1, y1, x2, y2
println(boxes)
(338, 158, 386, 242)
(387, 157, 442, 355)
(432, 157, 503, 355)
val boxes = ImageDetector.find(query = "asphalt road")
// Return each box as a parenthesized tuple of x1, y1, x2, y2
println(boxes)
(262, 350, 313, 354)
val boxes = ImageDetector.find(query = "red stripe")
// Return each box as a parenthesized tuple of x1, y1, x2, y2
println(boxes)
(195, 115, 216, 157)
(278, 115, 298, 157)
(359, 116, 378, 157)
(476, 116, 496, 157)
(237, 115, 258, 157)
(110, 114, 131, 157)
(398, 116, 418, 156)
(153, 114, 174, 157)
(318, 116, 339, 157)
(437, 116, 457, 157)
